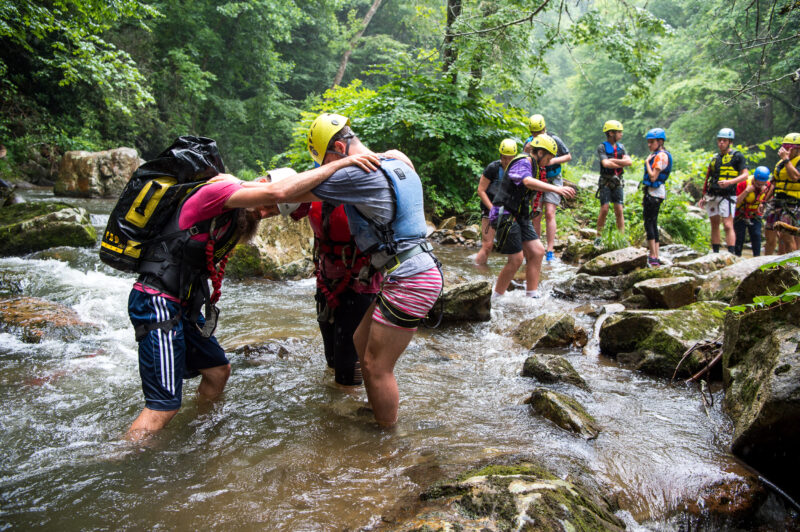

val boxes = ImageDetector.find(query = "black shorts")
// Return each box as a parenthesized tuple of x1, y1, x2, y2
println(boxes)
(598, 184, 624, 205)
(493, 216, 538, 255)
(317, 289, 375, 386)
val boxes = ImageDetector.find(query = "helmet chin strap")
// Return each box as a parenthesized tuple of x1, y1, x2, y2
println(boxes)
(325, 136, 353, 159)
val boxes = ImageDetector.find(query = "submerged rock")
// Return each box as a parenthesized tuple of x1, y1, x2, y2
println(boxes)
(440, 281, 491, 323)
(599, 301, 727, 378)
(396, 461, 624, 531)
(633, 276, 697, 309)
(577, 246, 648, 276)
(0, 296, 98, 343)
(525, 388, 600, 439)
(226, 216, 314, 280)
(522, 353, 588, 390)
(512, 313, 580, 349)
(0, 202, 96, 256)
(697, 254, 776, 303)
(55, 147, 143, 198)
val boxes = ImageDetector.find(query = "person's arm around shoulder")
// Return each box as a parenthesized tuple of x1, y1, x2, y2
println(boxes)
(381, 149, 414, 170)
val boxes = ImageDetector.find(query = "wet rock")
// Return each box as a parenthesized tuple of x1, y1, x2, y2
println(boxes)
(0, 296, 98, 343)
(680, 252, 738, 274)
(55, 148, 143, 198)
(461, 224, 480, 240)
(575, 303, 601, 317)
(438, 216, 457, 230)
(577, 246, 648, 276)
(226, 216, 314, 280)
(0, 178, 20, 207)
(522, 353, 588, 390)
(674, 473, 770, 529)
(599, 301, 727, 378)
(619, 293, 650, 309)
(400, 461, 624, 531)
(722, 256, 800, 493)
(512, 313, 579, 349)
(697, 254, 776, 303)
(561, 236, 603, 265)
(633, 276, 697, 309)
(574, 326, 589, 347)
(0, 202, 96, 256)
(440, 234, 459, 245)
(440, 281, 491, 323)
(661, 244, 703, 263)
(525, 388, 600, 439)
(553, 273, 618, 300)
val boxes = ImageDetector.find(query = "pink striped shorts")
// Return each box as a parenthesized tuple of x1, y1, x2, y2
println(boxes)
(373, 266, 443, 331)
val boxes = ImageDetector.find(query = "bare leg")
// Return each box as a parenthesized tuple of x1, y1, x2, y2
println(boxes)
(597, 204, 610, 233)
(532, 213, 542, 241)
(493, 252, 523, 295)
(710, 215, 721, 246)
(545, 202, 557, 252)
(722, 216, 735, 247)
(197, 364, 230, 400)
(765, 229, 777, 255)
(126, 408, 178, 440)
(613, 203, 625, 233)
(475, 218, 494, 266)
(523, 239, 545, 291)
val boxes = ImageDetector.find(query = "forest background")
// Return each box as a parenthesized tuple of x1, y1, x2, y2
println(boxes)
(1, 0, 799, 245)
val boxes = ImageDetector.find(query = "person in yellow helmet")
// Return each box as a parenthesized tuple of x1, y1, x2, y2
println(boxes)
(302, 112, 443, 428)
(489, 134, 576, 299)
(595, 120, 632, 244)
(522, 114, 572, 263)
(764, 133, 800, 254)
(475, 139, 518, 266)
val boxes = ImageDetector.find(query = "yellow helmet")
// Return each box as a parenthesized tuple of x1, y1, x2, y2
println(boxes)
(782, 133, 800, 145)
(528, 114, 546, 133)
(499, 138, 518, 156)
(530, 134, 557, 156)
(307, 113, 350, 165)
(603, 120, 623, 133)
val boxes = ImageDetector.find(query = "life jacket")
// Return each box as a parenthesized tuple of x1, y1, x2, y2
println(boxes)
(136, 184, 241, 319)
(772, 155, 800, 200)
(526, 134, 564, 179)
(343, 158, 428, 264)
(485, 160, 504, 203)
(601, 141, 624, 178)
(737, 177, 771, 219)
(308, 201, 372, 308)
(707, 150, 742, 197)
(641, 149, 672, 188)
(492, 154, 539, 219)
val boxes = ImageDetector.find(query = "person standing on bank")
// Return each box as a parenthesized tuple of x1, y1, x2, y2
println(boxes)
(475, 139, 518, 266)
(595, 120, 632, 244)
(523, 114, 572, 263)
(127, 153, 379, 439)
(765, 134, 800, 253)
(642, 128, 672, 267)
(699, 128, 749, 254)
(302, 113, 443, 428)
(489, 134, 576, 299)
(734, 166, 772, 257)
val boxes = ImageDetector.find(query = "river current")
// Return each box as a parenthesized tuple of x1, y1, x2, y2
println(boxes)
(0, 191, 756, 530)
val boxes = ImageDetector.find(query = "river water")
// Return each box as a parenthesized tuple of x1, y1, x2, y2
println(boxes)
(0, 192, 761, 530)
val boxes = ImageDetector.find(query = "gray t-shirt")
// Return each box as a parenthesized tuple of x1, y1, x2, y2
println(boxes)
(312, 163, 436, 278)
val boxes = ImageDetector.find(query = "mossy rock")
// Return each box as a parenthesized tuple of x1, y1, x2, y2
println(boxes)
(0, 202, 96, 256)
(633, 276, 697, 309)
(599, 301, 727, 378)
(522, 353, 588, 390)
(440, 281, 491, 323)
(561, 236, 603, 265)
(0, 296, 99, 343)
(512, 313, 576, 349)
(697, 254, 776, 303)
(577, 246, 648, 276)
(525, 388, 600, 439)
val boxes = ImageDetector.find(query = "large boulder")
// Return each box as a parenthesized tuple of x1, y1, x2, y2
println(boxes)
(680, 252, 737, 274)
(401, 461, 624, 531)
(512, 313, 580, 349)
(0, 297, 99, 343)
(226, 216, 314, 280)
(599, 301, 727, 378)
(577, 246, 648, 276)
(440, 281, 491, 323)
(721, 254, 800, 494)
(554, 266, 697, 301)
(525, 388, 600, 439)
(697, 254, 776, 302)
(0, 202, 96, 256)
(55, 148, 143, 198)
(633, 276, 697, 309)
(522, 353, 588, 390)
(18, 143, 61, 186)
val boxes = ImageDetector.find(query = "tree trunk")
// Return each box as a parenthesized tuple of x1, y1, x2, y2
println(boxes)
(442, 0, 462, 83)
(331, 0, 384, 88)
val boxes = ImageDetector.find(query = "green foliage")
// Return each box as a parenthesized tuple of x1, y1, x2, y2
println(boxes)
(727, 257, 800, 314)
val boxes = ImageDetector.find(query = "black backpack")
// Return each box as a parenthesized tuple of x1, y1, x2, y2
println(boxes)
(99, 136, 225, 273)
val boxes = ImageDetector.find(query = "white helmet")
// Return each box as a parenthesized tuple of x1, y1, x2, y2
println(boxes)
(258, 168, 301, 216)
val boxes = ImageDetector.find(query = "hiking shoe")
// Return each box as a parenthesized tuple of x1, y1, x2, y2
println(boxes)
(545, 250, 554, 262)
(648, 257, 660, 267)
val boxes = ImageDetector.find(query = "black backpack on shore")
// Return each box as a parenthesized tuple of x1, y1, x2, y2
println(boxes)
(99, 136, 225, 273)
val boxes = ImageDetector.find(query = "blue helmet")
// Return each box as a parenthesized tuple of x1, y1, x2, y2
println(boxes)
(717, 128, 735, 139)
(645, 128, 666, 140)
(753, 166, 770, 182)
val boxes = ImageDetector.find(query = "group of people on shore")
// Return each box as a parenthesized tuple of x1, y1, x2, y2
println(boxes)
(475, 115, 800, 298)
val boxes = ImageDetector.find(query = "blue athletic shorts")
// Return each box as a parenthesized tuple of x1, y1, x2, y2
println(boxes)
(128, 289, 229, 411)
